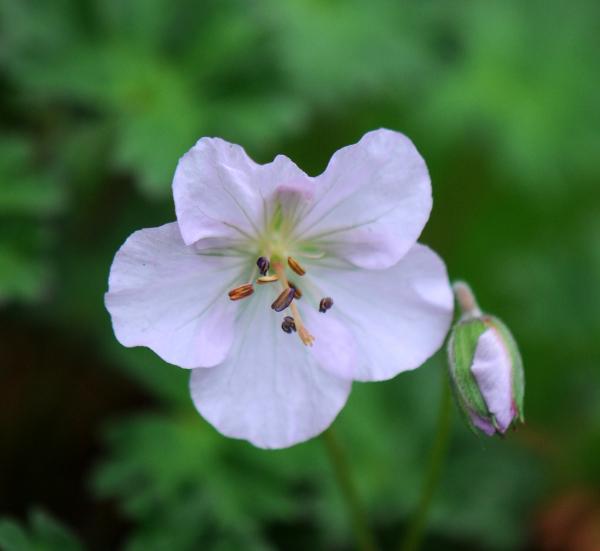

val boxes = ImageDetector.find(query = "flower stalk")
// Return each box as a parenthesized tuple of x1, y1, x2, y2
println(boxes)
(399, 373, 452, 551)
(323, 428, 379, 551)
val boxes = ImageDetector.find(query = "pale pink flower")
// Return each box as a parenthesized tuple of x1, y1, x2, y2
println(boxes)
(105, 129, 453, 448)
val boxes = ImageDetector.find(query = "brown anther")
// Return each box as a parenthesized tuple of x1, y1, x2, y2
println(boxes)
(228, 283, 254, 301)
(319, 297, 334, 313)
(287, 256, 306, 276)
(256, 275, 279, 285)
(271, 288, 296, 312)
(288, 280, 302, 299)
(281, 316, 296, 334)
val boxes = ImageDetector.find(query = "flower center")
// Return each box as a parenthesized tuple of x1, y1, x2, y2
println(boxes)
(227, 252, 334, 346)
(227, 206, 334, 346)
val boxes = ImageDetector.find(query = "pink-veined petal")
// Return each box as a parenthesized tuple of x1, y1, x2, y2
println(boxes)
(304, 244, 453, 381)
(173, 137, 312, 247)
(189, 285, 352, 449)
(471, 327, 515, 433)
(105, 222, 244, 369)
(294, 129, 432, 269)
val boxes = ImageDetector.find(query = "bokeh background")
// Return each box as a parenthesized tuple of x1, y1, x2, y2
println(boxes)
(1, 1, 599, 550)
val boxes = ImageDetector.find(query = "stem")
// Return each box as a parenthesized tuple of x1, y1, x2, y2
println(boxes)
(399, 376, 452, 551)
(322, 428, 379, 551)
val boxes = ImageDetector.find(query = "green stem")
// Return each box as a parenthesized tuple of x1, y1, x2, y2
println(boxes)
(399, 376, 453, 551)
(322, 427, 379, 551)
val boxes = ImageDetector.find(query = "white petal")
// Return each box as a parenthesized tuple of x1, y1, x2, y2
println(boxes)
(305, 244, 453, 381)
(189, 286, 352, 449)
(173, 137, 312, 247)
(105, 222, 244, 369)
(294, 129, 432, 269)
(471, 328, 515, 433)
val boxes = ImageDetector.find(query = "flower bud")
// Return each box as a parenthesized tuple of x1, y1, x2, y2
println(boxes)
(447, 282, 524, 436)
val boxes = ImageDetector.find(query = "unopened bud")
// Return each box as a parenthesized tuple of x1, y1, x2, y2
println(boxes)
(447, 282, 524, 436)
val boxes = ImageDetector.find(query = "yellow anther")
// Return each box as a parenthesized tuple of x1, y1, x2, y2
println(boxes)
(256, 274, 279, 285)
(287, 256, 306, 276)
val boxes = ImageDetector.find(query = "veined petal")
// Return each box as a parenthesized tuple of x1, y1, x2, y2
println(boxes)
(294, 129, 432, 269)
(305, 244, 453, 381)
(471, 327, 515, 433)
(189, 286, 352, 449)
(105, 222, 244, 369)
(173, 137, 312, 247)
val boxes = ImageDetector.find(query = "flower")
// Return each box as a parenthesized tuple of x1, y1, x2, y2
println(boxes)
(447, 282, 525, 436)
(105, 129, 454, 448)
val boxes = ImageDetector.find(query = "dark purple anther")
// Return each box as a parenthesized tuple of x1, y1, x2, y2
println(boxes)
(319, 297, 334, 313)
(281, 316, 296, 334)
(271, 288, 296, 312)
(256, 256, 270, 276)
(288, 280, 302, 299)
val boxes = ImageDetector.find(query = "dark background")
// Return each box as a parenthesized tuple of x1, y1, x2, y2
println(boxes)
(1, 1, 599, 550)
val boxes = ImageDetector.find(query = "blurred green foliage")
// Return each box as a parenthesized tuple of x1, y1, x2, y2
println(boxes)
(0, 510, 83, 551)
(1, 1, 599, 550)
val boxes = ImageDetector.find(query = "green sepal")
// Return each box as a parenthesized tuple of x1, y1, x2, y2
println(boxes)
(448, 318, 491, 422)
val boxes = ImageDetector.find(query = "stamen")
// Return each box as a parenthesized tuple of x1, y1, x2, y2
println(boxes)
(287, 256, 306, 276)
(256, 256, 270, 276)
(297, 325, 314, 346)
(272, 260, 315, 346)
(288, 280, 302, 299)
(256, 275, 279, 285)
(271, 288, 296, 312)
(281, 316, 296, 334)
(319, 297, 334, 313)
(228, 283, 254, 301)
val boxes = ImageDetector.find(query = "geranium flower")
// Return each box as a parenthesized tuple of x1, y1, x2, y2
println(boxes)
(105, 129, 454, 448)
